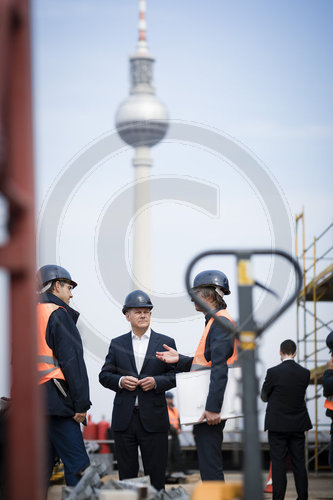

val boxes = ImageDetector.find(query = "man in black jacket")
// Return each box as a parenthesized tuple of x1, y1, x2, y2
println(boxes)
(261, 339, 312, 500)
(156, 270, 235, 481)
(36, 265, 91, 486)
(322, 331, 333, 472)
(99, 290, 176, 490)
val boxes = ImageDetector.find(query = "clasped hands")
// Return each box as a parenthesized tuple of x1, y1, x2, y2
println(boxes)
(121, 375, 155, 391)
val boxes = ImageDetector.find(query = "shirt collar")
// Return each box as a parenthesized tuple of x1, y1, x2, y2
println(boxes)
(131, 328, 151, 340)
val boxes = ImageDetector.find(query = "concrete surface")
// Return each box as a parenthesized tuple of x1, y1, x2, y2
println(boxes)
(47, 471, 333, 499)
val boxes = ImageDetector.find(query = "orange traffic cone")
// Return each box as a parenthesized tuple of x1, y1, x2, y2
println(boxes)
(264, 462, 273, 493)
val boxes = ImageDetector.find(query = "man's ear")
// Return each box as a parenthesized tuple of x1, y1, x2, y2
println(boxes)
(125, 311, 130, 322)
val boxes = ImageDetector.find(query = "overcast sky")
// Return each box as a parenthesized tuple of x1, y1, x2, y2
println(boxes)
(1, 0, 332, 427)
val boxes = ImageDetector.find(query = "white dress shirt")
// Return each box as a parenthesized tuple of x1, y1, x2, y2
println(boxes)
(119, 329, 152, 406)
(132, 328, 151, 374)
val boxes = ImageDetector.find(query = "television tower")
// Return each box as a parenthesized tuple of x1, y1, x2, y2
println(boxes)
(115, 0, 169, 292)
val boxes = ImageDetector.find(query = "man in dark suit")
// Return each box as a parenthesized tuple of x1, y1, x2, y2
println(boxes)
(261, 339, 312, 500)
(99, 290, 176, 490)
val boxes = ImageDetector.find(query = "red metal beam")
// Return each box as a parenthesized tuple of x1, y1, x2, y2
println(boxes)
(0, 1, 44, 499)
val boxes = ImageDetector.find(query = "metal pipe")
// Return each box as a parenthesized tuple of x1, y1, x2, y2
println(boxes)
(313, 237, 318, 472)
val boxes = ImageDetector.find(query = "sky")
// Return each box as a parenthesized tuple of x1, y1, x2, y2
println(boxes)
(1, 0, 332, 429)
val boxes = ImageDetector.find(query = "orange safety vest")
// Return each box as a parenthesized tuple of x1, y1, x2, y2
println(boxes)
(191, 309, 238, 371)
(324, 395, 333, 411)
(168, 406, 180, 430)
(37, 303, 66, 385)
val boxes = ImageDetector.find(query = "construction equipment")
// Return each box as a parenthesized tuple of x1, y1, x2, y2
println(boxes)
(185, 248, 302, 500)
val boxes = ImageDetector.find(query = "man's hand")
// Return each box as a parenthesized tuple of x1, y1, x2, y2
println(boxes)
(156, 344, 179, 364)
(73, 412, 87, 424)
(327, 358, 333, 370)
(197, 410, 221, 426)
(120, 376, 139, 391)
(138, 377, 156, 391)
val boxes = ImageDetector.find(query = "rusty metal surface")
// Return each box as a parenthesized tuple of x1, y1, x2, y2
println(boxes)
(0, 1, 44, 499)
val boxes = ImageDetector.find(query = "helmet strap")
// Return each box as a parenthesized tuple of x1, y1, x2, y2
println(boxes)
(39, 282, 52, 294)
(215, 286, 225, 298)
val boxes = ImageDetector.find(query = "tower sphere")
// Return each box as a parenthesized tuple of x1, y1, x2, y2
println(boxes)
(115, 93, 169, 148)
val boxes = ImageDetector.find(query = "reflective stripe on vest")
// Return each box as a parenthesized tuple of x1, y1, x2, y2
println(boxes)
(37, 303, 66, 385)
(324, 395, 333, 411)
(191, 309, 238, 371)
(168, 406, 180, 429)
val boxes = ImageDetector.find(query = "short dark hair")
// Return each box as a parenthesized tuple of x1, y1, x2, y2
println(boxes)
(280, 339, 296, 356)
(49, 279, 67, 292)
(197, 286, 227, 310)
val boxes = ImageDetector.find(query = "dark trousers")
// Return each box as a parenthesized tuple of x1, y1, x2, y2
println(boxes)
(268, 430, 308, 500)
(167, 432, 184, 474)
(113, 409, 168, 490)
(47, 416, 90, 486)
(193, 420, 226, 481)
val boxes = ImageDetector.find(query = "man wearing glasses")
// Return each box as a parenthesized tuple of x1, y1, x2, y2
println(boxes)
(36, 265, 91, 487)
(99, 290, 176, 491)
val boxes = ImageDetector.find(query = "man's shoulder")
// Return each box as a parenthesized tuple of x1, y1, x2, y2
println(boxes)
(111, 332, 131, 343)
(295, 362, 310, 374)
(151, 330, 175, 345)
(267, 363, 282, 373)
(276, 360, 310, 377)
(288, 361, 310, 376)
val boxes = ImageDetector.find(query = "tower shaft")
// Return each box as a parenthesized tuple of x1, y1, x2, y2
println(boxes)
(115, 0, 169, 294)
(133, 146, 152, 291)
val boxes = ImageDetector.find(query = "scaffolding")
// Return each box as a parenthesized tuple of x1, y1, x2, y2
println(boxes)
(296, 210, 333, 472)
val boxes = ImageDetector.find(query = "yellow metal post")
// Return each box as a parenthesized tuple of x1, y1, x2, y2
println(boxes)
(191, 481, 243, 500)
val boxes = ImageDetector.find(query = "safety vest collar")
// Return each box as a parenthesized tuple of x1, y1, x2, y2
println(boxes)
(39, 292, 80, 324)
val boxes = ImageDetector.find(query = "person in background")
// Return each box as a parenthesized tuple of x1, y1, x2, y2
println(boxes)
(36, 265, 91, 487)
(261, 339, 312, 500)
(322, 331, 333, 472)
(165, 392, 186, 481)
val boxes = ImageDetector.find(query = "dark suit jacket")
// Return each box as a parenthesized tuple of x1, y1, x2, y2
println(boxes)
(99, 330, 176, 432)
(261, 359, 312, 432)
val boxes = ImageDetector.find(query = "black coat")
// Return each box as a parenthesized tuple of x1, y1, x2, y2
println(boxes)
(176, 309, 234, 413)
(261, 359, 312, 432)
(39, 293, 91, 416)
(99, 330, 176, 432)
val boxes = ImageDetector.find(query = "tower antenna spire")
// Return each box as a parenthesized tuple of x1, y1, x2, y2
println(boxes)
(137, 0, 148, 54)
(116, 0, 169, 291)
